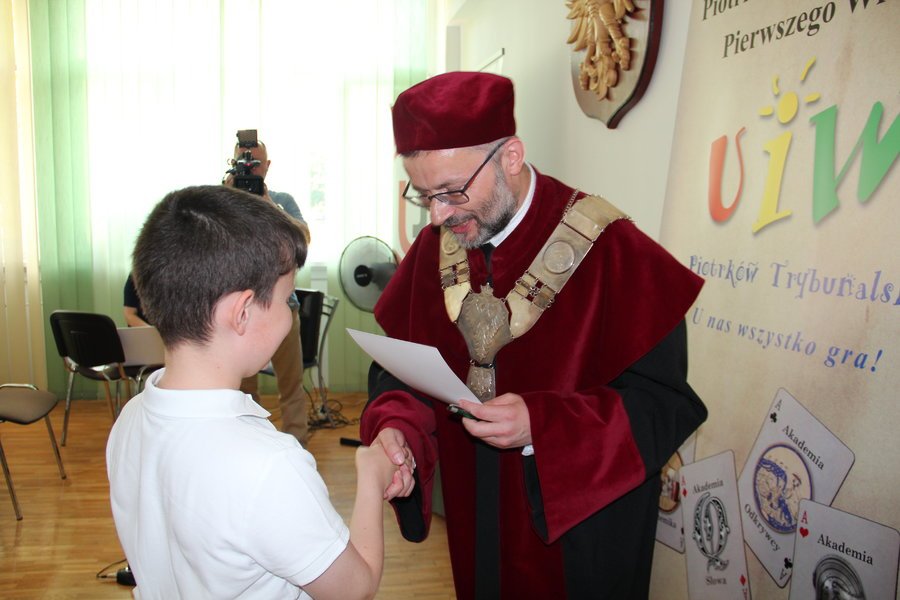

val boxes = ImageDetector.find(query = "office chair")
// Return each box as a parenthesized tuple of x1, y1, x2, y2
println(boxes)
(299, 291, 339, 415)
(0, 384, 67, 520)
(49, 310, 134, 446)
(260, 290, 340, 426)
(117, 325, 165, 392)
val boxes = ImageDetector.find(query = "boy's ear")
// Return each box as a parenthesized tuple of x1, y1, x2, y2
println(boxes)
(228, 289, 256, 335)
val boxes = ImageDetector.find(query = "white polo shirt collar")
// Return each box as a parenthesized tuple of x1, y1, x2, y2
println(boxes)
(141, 368, 270, 420)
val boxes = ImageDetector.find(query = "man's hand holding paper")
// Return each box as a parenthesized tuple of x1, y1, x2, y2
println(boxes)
(348, 329, 532, 450)
(456, 395, 532, 449)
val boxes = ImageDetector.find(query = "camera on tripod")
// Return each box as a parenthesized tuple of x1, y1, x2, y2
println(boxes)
(226, 129, 265, 196)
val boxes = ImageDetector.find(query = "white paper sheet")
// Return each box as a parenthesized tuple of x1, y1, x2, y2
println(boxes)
(347, 329, 480, 405)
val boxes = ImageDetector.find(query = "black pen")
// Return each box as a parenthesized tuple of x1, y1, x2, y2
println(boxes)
(447, 403, 481, 421)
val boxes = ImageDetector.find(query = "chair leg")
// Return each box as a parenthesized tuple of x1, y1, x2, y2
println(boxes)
(61, 371, 76, 447)
(102, 380, 116, 421)
(112, 374, 133, 420)
(43, 416, 67, 480)
(316, 363, 328, 409)
(309, 365, 336, 427)
(0, 436, 23, 521)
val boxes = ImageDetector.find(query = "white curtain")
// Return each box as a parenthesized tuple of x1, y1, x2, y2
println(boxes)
(5, 0, 439, 391)
(83, 0, 438, 319)
(2, 1, 45, 386)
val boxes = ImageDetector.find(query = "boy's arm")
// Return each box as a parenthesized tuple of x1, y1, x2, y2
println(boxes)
(303, 444, 395, 600)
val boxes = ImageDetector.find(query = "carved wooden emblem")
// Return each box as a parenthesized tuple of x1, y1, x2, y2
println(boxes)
(565, 0, 663, 128)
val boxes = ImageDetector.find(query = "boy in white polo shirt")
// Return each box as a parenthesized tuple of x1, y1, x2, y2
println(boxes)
(107, 185, 407, 599)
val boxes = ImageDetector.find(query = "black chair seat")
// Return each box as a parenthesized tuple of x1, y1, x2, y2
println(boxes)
(123, 364, 163, 380)
(0, 388, 58, 425)
(0, 384, 67, 520)
(73, 364, 123, 381)
(49, 310, 134, 445)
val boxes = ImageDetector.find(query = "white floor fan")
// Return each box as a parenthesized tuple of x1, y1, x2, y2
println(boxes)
(338, 235, 399, 313)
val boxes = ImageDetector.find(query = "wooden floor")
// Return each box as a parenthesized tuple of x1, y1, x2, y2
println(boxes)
(0, 392, 455, 599)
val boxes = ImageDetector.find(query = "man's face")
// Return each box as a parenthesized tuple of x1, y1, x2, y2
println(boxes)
(235, 145, 270, 180)
(403, 146, 519, 249)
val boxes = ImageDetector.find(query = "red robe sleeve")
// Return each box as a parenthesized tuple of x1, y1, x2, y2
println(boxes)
(524, 319, 705, 543)
(512, 216, 705, 543)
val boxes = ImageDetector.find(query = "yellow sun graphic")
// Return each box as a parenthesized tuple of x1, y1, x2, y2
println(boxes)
(759, 57, 821, 124)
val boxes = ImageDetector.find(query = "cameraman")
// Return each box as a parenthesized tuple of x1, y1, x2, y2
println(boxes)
(224, 138, 312, 446)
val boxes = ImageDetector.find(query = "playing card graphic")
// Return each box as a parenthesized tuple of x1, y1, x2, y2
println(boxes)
(738, 389, 855, 587)
(789, 499, 899, 600)
(681, 450, 752, 599)
(656, 434, 697, 552)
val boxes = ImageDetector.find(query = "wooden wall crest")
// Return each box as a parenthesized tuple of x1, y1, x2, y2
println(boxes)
(565, 0, 664, 128)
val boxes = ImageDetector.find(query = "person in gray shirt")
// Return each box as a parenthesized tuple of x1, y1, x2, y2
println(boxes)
(224, 138, 312, 445)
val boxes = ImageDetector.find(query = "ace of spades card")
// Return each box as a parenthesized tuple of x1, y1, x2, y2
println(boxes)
(789, 499, 899, 600)
(656, 433, 697, 552)
(737, 388, 855, 587)
(680, 450, 751, 600)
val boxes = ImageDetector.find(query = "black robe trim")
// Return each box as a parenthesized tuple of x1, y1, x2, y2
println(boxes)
(474, 442, 501, 599)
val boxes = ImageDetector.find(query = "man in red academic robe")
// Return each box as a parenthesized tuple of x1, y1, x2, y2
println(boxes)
(360, 71, 707, 599)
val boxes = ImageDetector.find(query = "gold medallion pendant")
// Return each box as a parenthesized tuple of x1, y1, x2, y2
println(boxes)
(439, 192, 628, 401)
(456, 283, 513, 402)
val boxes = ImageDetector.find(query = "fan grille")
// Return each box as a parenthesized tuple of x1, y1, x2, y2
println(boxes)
(338, 236, 398, 312)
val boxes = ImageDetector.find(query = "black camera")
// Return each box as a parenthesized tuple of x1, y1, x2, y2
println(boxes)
(225, 129, 264, 196)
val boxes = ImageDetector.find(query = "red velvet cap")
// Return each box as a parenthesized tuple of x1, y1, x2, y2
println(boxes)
(392, 72, 516, 154)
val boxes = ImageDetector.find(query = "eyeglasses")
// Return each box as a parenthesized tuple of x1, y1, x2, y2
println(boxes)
(403, 141, 505, 208)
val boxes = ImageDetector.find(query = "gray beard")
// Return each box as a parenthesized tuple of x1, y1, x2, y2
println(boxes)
(447, 176, 519, 249)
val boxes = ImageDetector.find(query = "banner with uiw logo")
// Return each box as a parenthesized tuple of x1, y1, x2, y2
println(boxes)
(659, 1, 898, 597)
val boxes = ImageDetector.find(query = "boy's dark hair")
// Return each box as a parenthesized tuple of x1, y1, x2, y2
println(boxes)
(132, 185, 307, 346)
